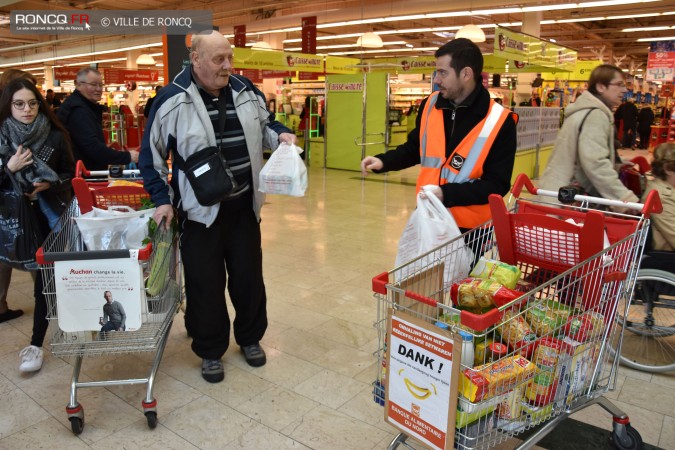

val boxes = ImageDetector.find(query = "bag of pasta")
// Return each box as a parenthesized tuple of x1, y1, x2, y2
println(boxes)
(450, 277, 522, 313)
(525, 298, 573, 336)
(497, 309, 537, 358)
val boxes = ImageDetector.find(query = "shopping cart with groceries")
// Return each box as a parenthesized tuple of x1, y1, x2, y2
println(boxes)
(37, 161, 182, 434)
(371, 174, 662, 450)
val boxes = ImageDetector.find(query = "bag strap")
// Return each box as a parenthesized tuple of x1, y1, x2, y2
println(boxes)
(3, 166, 24, 195)
(171, 91, 229, 171)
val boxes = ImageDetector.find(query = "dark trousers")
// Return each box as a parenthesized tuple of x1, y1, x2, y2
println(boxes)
(31, 271, 49, 347)
(179, 204, 267, 360)
(638, 129, 650, 149)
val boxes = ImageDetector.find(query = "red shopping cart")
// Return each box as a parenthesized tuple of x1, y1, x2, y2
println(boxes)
(371, 174, 662, 450)
(37, 163, 181, 435)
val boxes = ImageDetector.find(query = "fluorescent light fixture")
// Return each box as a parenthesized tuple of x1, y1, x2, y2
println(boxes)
(623, 26, 674, 32)
(356, 32, 384, 48)
(136, 54, 156, 65)
(251, 41, 273, 50)
(637, 36, 675, 41)
(455, 24, 486, 43)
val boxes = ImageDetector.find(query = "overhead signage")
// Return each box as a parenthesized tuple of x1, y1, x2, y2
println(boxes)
(233, 25, 246, 48)
(646, 51, 675, 83)
(53, 67, 86, 81)
(102, 68, 160, 84)
(539, 60, 603, 81)
(360, 56, 436, 74)
(234, 48, 321, 72)
(494, 26, 577, 71)
(324, 56, 360, 74)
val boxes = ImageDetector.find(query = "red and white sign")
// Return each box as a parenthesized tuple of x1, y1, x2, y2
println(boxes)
(646, 51, 675, 82)
(386, 313, 457, 450)
(102, 68, 160, 84)
(53, 67, 86, 81)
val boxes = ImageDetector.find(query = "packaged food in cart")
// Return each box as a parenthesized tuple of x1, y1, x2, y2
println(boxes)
(497, 309, 538, 358)
(469, 257, 522, 289)
(459, 355, 537, 402)
(525, 298, 573, 336)
(450, 277, 523, 313)
(562, 311, 604, 342)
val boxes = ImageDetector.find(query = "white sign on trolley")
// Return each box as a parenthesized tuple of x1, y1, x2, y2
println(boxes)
(385, 310, 461, 450)
(54, 257, 143, 332)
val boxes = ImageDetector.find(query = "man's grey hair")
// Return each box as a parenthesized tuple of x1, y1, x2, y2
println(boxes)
(76, 67, 101, 84)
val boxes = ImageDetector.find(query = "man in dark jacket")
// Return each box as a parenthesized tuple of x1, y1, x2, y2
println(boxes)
(617, 98, 638, 148)
(637, 104, 655, 149)
(57, 68, 138, 170)
(360, 38, 518, 232)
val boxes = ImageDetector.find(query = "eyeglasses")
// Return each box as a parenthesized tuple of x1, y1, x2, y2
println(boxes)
(608, 81, 627, 88)
(79, 81, 104, 89)
(11, 100, 40, 110)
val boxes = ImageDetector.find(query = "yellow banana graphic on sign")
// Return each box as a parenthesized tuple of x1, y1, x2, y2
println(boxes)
(399, 368, 436, 400)
(404, 377, 432, 399)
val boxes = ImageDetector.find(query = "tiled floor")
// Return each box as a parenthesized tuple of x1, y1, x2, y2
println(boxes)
(0, 161, 672, 449)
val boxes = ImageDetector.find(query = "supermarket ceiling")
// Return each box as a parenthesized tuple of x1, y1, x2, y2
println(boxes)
(1, 0, 674, 82)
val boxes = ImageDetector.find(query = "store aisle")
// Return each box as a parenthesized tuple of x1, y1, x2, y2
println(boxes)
(0, 165, 672, 449)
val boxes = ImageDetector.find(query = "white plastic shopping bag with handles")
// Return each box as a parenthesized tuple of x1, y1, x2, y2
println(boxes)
(395, 186, 473, 285)
(259, 142, 307, 196)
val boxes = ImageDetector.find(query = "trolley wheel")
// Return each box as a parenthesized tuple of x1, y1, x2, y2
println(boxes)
(609, 423, 643, 450)
(145, 411, 158, 429)
(69, 416, 84, 435)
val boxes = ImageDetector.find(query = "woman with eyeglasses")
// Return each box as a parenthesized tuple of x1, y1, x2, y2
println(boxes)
(0, 77, 75, 373)
(538, 64, 639, 210)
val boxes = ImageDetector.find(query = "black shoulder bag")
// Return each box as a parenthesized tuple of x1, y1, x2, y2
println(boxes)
(0, 168, 44, 271)
(181, 98, 238, 206)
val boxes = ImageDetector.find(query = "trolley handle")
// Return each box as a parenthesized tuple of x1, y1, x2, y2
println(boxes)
(75, 160, 141, 179)
(510, 173, 663, 218)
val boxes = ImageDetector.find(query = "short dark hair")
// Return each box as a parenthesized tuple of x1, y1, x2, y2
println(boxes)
(435, 38, 483, 84)
(588, 64, 623, 96)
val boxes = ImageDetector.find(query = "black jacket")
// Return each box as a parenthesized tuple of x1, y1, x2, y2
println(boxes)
(375, 83, 518, 211)
(637, 106, 655, 134)
(57, 90, 131, 171)
(0, 128, 75, 225)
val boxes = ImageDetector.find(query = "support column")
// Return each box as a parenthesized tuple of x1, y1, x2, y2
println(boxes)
(516, 11, 542, 104)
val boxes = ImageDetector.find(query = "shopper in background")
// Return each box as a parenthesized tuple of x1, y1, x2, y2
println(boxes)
(0, 69, 40, 325)
(618, 97, 638, 149)
(637, 103, 655, 150)
(45, 89, 61, 109)
(0, 78, 75, 372)
(143, 85, 162, 118)
(139, 30, 296, 383)
(642, 143, 675, 252)
(57, 68, 138, 170)
(538, 64, 638, 207)
(360, 38, 518, 233)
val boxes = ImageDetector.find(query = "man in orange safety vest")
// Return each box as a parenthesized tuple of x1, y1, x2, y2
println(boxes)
(361, 38, 518, 231)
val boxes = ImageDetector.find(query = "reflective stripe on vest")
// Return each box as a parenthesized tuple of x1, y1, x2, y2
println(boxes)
(417, 92, 512, 229)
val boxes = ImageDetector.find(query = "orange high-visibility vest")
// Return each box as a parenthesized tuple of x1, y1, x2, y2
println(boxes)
(417, 92, 513, 229)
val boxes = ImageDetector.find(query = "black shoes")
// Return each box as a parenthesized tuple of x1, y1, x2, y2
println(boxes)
(241, 343, 266, 367)
(0, 309, 23, 323)
(201, 358, 225, 383)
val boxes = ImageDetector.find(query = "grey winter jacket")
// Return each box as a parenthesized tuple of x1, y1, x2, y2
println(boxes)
(139, 67, 292, 227)
(538, 90, 638, 203)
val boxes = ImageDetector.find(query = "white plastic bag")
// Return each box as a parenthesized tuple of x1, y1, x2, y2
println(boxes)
(395, 186, 473, 284)
(74, 206, 156, 251)
(258, 142, 307, 196)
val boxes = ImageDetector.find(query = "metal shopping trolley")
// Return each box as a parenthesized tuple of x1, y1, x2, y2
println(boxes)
(371, 174, 662, 450)
(36, 164, 182, 435)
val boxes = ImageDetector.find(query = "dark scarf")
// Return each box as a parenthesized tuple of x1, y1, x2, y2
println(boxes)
(0, 114, 59, 192)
